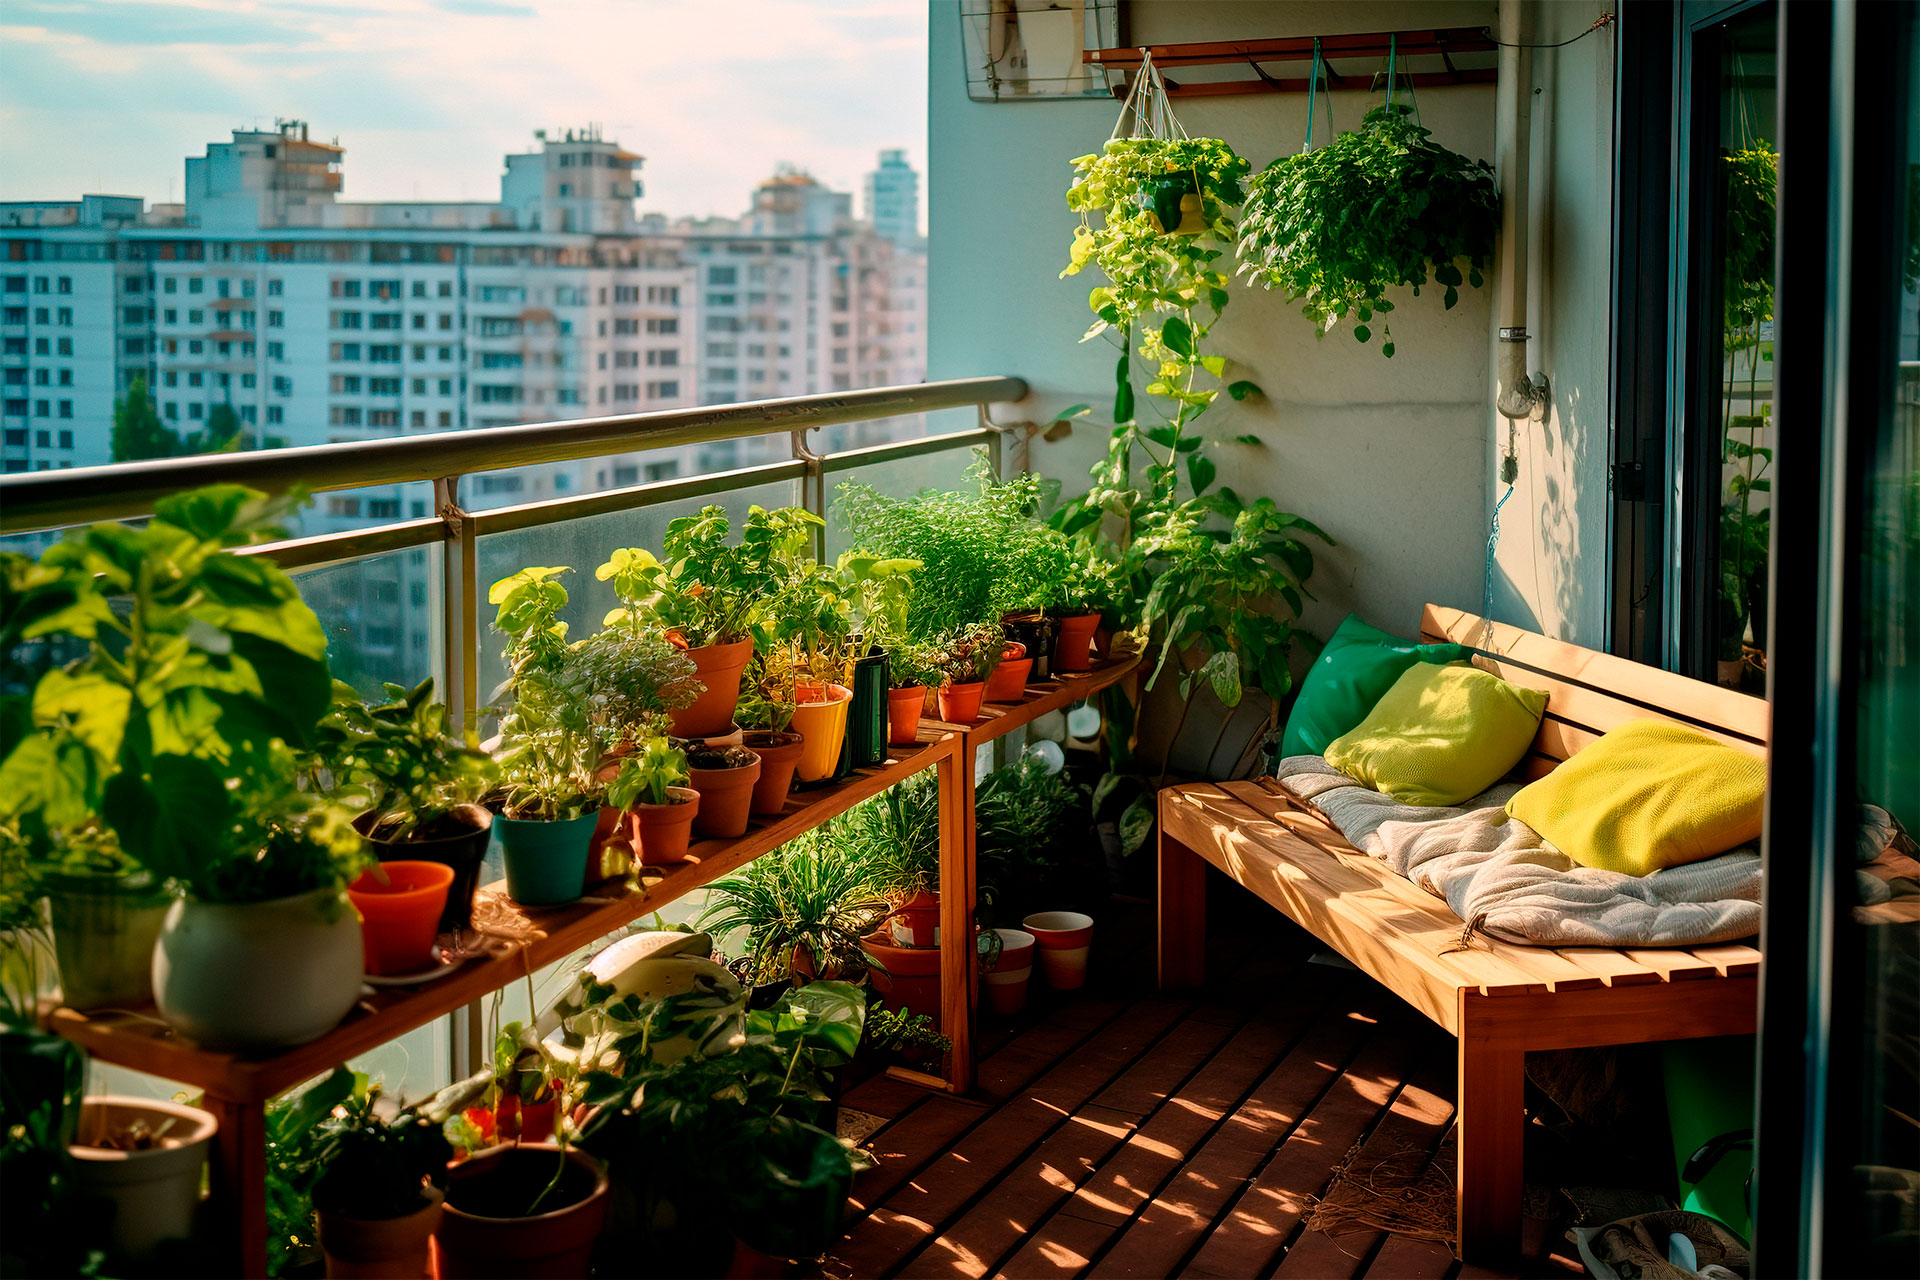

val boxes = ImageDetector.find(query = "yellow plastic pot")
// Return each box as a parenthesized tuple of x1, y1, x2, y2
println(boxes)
(790, 683, 851, 783)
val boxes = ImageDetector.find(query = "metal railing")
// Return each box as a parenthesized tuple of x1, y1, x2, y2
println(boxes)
(0, 376, 1030, 729)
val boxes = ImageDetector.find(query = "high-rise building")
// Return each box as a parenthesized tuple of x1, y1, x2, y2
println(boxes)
(863, 148, 921, 249)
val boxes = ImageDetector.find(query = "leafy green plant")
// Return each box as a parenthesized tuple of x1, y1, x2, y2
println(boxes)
(605, 736, 689, 809)
(568, 623, 698, 747)
(488, 567, 599, 821)
(1238, 103, 1497, 355)
(831, 774, 940, 903)
(0, 485, 364, 904)
(736, 645, 800, 735)
(865, 1003, 950, 1059)
(924, 620, 1006, 687)
(316, 677, 496, 842)
(698, 836, 890, 984)
(1717, 141, 1778, 671)
(598, 505, 819, 649)
(974, 752, 1089, 919)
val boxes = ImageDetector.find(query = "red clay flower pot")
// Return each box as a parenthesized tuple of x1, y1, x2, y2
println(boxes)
(346, 861, 454, 976)
(627, 787, 700, 865)
(741, 730, 803, 816)
(687, 748, 761, 839)
(888, 890, 941, 948)
(860, 933, 943, 1026)
(887, 686, 926, 746)
(1051, 611, 1101, 673)
(983, 642, 1032, 702)
(433, 1144, 608, 1280)
(668, 637, 754, 739)
(319, 1190, 443, 1279)
(937, 680, 987, 725)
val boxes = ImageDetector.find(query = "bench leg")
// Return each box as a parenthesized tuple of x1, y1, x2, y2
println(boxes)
(1158, 821, 1206, 990)
(1456, 994, 1526, 1263)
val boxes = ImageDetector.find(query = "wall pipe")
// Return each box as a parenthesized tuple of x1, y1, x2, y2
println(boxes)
(1496, 0, 1551, 423)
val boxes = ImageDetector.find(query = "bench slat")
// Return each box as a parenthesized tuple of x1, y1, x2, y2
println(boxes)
(1616, 948, 1726, 981)
(1681, 943, 1763, 976)
(1549, 947, 1668, 986)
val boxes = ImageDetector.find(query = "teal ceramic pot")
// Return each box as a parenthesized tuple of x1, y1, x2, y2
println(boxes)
(495, 811, 598, 907)
(847, 647, 891, 769)
(45, 872, 172, 1011)
(152, 887, 364, 1051)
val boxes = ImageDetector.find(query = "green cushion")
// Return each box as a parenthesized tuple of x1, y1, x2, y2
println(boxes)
(1280, 614, 1470, 759)
(1324, 663, 1549, 806)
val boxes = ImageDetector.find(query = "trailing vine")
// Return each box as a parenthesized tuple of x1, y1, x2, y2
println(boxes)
(1238, 104, 1498, 356)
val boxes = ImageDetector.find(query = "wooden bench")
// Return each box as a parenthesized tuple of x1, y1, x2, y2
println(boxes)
(1157, 604, 1766, 1262)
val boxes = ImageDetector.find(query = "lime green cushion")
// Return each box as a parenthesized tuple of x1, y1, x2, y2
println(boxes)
(1324, 663, 1548, 806)
(1280, 614, 1470, 759)
(1505, 719, 1766, 876)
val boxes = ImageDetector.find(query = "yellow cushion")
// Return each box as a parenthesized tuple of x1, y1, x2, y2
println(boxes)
(1505, 719, 1766, 876)
(1324, 663, 1548, 806)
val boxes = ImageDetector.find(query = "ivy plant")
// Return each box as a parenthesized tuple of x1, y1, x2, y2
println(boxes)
(1238, 104, 1497, 355)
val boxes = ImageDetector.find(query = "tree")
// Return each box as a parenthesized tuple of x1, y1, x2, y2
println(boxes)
(110, 378, 179, 462)
(200, 402, 243, 453)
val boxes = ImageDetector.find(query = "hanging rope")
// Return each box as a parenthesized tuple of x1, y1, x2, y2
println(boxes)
(1386, 32, 1397, 109)
(1304, 37, 1321, 151)
(1481, 482, 1514, 645)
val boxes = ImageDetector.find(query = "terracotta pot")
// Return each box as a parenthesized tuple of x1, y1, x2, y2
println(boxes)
(433, 1144, 609, 1280)
(319, 1190, 443, 1279)
(1051, 610, 1101, 672)
(687, 749, 761, 839)
(627, 787, 700, 864)
(1023, 911, 1095, 990)
(790, 683, 852, 783)
(346, 861, 454, 977)
(860, 933, 943, 1025)
(669, 637, 754, 739)
(741, 730, 803, 815)
(889, 890, 940, 948)
(583, 806, 627, 891)
(360, 805, 493, 933)
(69, 1095, 218, 1265)
(983, 642, 1033, 702)
(887, 686, 926, 746)
(937, 680, 987, 725)
(494, 1093, 557, 1144)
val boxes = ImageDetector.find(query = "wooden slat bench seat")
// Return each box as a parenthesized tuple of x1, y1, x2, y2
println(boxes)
(1157, 604, 1766, 1263)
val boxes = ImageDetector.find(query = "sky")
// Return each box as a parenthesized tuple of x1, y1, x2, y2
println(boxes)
(0, 0, 929, 223)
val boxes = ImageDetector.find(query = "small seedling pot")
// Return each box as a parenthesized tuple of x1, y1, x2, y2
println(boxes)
(887, 685, 927, 745)
(628, 787, 701, 864)
(983, 642, 1033, 702)
(688, 749, 760, 839)
(937, 680, 987, 725)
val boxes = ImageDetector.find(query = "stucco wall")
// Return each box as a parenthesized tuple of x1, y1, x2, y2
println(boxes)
(928, 0, 1616, 650)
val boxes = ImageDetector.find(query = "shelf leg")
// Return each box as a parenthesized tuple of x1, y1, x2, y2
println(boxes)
(203, 1091, 268, 1278)
(938, 740, 976, 1094)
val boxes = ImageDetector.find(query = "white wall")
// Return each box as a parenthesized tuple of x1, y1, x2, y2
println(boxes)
(928, 0, 1616, 649)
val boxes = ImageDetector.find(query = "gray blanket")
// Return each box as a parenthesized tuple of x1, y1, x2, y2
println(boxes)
(1274, 756, 1762, 948)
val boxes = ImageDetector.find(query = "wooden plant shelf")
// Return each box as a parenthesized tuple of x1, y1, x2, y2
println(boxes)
(1085, 26, 1499, 98)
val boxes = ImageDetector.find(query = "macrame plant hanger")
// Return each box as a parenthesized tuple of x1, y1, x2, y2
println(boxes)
(1110, 48, 1190, 147)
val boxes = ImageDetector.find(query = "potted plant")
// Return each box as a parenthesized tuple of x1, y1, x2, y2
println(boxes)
(310, 1082, 462, 1280)
(487, 567, 603, 908)
(684, 742, 760, 840)
(570, 615, 700, 754)
(606, 736, 700, 864)
(317, 677, 498, 934)
(1237, 103, 1497, 356)
(832, 776, 951, 1024)
(434, 1140, 609, 1280)
(929, 620, 1005, 726)
(67, 1094, 220, 1267)
(699, 836, 889, 985)
(734, 649, 805, 816)
(38, 828, 172, 1012)
(2, 487, 368, 1051)
(884, 638, 939, 747)
(832, 550, 921, 768)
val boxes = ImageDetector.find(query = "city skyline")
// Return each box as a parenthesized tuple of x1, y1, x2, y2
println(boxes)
(0, 0, 930, 228)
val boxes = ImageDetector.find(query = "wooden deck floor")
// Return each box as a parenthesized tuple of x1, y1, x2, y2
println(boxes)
(818, 897, 1581, 1280)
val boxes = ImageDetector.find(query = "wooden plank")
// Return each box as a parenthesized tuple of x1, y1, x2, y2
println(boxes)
(1421, 604, 1771, 743)
(202, 1093, 269, 1279)
(1550, 947, 1666, 986)
(1158, 827, 1209, 989)
(1455, 993, 1527, 1263)
(1616, 948, 1726, 981)
(938, 740, 976, 1093)
(1681, 942, 1763, 977)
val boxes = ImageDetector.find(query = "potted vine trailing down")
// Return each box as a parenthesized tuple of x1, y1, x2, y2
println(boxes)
(317, 677, 498, 934)
(487, 567, 603, 909)
(2, 487, 369, 1051)
(1237, 103, 1498, 355)
(606, 736, 700, 864)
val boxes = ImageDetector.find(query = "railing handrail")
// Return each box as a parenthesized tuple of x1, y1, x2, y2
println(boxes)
(0, 376, 1029, 533)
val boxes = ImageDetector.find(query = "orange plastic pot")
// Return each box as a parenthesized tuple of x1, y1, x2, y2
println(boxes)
(1051, 611, 1101, 672)
(627, 787, 700, 865)
(668, 638, 754, 739)
(937, 680, 986, 725)
(887, 686, 926, 746)
(688, 752, 761, 839)
(741, 730, 803, 815)
(983, 642, 1032, 702)
(347, 861, 454, 976)
(790, 683, 851, 783)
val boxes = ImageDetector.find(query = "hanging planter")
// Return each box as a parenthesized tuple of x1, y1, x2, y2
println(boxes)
(1238, 92, 1497, 356)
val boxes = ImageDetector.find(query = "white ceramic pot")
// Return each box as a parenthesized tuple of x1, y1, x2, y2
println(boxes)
(153, 886, 364, 1051)
(70, 1095, 219, 1264)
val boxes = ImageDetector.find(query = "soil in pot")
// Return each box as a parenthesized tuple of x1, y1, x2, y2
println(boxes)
(494, 810, 598, 908)
(887, 686, 925, 746)
(741, 730, 803, 816)
(434, 1144, 610, 1280)
(70, 1095, 219, 1265)
(628, 786, 700, 864)
(44, 871, 171, 1011)
(346, 861, 454, 977)
(983, 642, 1032, 702)
(790, 683, 852, 783)
(1050, 610, 1101, 673)
(360, 804, 493, 933)
(937, 680, 987, 725)
(686, 746, 761, 839)
(669, 637, 755, 739)
(319, 1189, 443, 1280)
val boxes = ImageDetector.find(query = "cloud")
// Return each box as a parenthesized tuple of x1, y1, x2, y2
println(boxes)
(0, 0, 928, 220)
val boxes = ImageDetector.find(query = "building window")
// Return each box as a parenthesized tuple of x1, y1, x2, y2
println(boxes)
(327, 497, 362, 517)
(646, 380, 680, 399)
(57, 430, 71, 449)
(266, 406, 283, 424)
